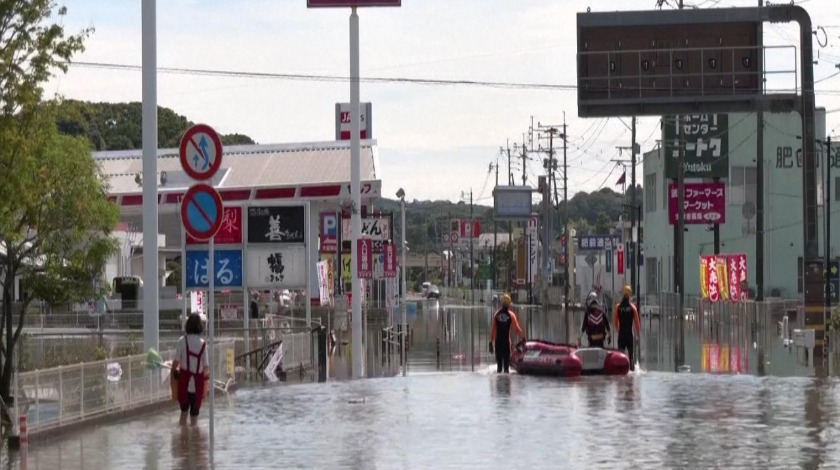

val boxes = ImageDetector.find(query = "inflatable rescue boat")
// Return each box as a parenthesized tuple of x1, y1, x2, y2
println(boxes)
(510, 340, 630, 377)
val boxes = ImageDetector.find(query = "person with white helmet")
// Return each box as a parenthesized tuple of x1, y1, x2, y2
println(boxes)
(579, 295, 611, 348)
(489, 293, 526, 374)
(613, 285, 641, 370)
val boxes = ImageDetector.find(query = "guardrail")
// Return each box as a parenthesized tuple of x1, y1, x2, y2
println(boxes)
(13, 339, 236, 437)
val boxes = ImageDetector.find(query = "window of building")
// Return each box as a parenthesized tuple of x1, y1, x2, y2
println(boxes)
(729, 166, 757, 206)
(645, 174, 657, 212)
(836, 176, 840, 202)
(646, 258, 658, 295)
(798, 256, 803, 294)
(730, 166, 757, 236)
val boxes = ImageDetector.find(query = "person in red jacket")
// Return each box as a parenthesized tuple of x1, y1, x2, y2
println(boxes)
(489, 294, 526, 374)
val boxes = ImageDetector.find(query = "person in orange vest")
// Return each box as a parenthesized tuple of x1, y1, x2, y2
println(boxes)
(613, 286, 641, 371)
(489, 294, 526, 374)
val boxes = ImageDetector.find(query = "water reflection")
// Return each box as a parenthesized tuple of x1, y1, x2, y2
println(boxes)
(170, 425, 211, 470)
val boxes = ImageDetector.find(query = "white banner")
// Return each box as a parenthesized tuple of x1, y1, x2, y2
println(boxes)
(317, 260, 330, 306)
(386, 277, 396, 321)
(220, 304, 238, 321)
(528, 216, 539, 288)
(341, 217, 392, 241)
(246, 245, 307, 289)
(190, 291, 206, 315)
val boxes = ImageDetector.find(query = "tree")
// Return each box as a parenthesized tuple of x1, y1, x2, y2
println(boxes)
(55, 100, 257, 150)
(0, 1, 118, 404)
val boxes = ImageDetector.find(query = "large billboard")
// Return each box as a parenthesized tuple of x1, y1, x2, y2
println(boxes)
(494, 186, 533, 220)
(664, 114, 729, 179)
(576, 8, 779, 117)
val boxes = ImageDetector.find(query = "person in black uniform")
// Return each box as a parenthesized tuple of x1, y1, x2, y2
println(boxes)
(613, 285, 641, 371)
(489, 294, 526, 374)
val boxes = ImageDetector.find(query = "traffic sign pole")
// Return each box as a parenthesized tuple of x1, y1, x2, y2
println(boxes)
(178, 122, 224, 451)
(208, 238, 215, 443)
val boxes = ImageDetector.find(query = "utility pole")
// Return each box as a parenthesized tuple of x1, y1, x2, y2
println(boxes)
(469, 189, 475, 305)
(756, 0, 765, 300)
(507, 143, 513, 185)
(676, 115, 686, 369)
(492, 159, 499, 291)
(562, 116, 570, 342)
(630, 116, 639, 304)
(522, 137, 527, 186)
(826, 136, 832, 317)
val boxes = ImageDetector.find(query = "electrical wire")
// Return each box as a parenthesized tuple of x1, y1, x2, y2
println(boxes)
(69, 61, 577, 91)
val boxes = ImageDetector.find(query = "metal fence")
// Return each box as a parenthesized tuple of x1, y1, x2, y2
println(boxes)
(14, 339, 236, 436)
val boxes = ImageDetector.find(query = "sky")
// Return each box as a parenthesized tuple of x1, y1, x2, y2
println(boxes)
(46, 0, 840, 204)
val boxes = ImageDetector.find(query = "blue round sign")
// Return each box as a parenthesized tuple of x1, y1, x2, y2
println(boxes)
(181, 184, 224, 241)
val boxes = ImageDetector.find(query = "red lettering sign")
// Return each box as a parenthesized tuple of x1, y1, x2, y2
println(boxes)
(357, 239, 373, 279)
(186, 206, 242, 245)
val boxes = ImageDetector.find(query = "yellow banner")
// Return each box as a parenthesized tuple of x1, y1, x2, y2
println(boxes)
(716, 255, 729, 301)
(341, 254, 351, 282)
(699, 256, 709, 300)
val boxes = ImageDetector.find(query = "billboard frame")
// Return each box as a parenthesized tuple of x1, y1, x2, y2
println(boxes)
(493, 186, 535, 221)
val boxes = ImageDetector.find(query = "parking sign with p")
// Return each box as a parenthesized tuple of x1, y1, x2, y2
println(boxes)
(320, 212, 338, 253)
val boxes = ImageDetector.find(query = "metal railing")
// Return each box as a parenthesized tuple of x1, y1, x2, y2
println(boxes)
(578, 44, 798, 99)
(14, 339, 236, 436)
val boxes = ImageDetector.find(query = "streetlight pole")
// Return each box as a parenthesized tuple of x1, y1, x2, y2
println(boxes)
(398, 189, 407, 377)
(397, 188, 408, 377)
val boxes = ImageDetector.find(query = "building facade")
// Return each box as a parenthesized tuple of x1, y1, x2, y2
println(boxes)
(643, 110, 839, 299)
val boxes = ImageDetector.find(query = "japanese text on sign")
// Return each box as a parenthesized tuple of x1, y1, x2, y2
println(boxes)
(577, 235, 622, 251)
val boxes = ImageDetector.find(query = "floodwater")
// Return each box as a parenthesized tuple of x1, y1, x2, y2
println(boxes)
(8, 299, 840, 469)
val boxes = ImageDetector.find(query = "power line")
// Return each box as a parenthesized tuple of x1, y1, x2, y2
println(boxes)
(68, 61, 577, 91)
(67, 61, 840, 95)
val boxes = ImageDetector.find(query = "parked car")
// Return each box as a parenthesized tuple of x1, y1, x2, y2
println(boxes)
(426, 284, 441, 299)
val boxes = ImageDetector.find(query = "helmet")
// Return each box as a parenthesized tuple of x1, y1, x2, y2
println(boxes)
(501, 293, 512, 307)
(622, 285, 632, 298)
(586, 291, 599, 306)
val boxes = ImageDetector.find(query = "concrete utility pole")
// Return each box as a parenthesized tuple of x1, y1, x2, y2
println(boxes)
(492, 159, 499, 290)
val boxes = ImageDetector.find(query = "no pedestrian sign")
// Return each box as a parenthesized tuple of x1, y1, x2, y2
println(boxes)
(179, 124, 223, 181)
(181, 184, 224, 241)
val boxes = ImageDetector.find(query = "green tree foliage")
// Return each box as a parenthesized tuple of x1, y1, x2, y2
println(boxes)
(55, 100, 256, 150)
(0, 1, 119, 403)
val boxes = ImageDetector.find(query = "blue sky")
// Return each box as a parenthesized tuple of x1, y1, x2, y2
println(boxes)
(47, 0, 840, 203)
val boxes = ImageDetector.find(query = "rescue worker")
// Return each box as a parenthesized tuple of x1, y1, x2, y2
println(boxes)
(489, 294, 526, 374)
(613, 285, 641, 371)
(175, 313, 210, 425)
(579, 296, 611, 348)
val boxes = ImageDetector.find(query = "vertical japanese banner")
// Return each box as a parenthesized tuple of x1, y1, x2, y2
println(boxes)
(707, 256, 720, 303)
(736, 253, 748, 301)
(715, 255, 729, 301)
(727, 254, 741, 302)
(472, 218, 480, 238)
(317, 260, 330, 306)
(699, 256, 710, 300)
(357, 239, 373, 279)
(617, 245, 625, 275)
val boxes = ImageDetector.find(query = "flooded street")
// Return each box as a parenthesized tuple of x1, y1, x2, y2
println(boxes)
(10, 299, 840, 469)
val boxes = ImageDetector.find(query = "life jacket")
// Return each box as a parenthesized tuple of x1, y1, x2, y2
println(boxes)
(177, 336, 207, 405)
(583, 307, 608, 340)
(493, 308, 513, 348)
(616, 300, 635, 338)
